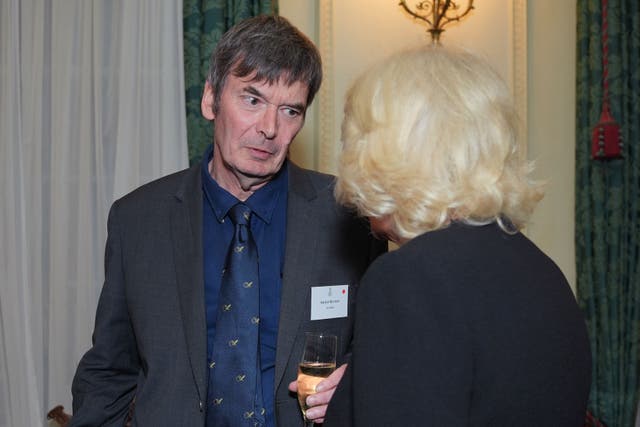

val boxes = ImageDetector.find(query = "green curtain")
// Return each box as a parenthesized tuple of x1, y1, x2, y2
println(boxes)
(183, 0, 277, 165)
(576, 0, 640, 426)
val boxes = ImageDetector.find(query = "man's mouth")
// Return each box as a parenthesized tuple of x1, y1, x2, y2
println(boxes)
(247, 145, 274, 159)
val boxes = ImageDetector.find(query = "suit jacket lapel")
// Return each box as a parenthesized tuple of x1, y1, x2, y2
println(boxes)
(170, 163, 207, 403)
(274, 162, 320, 390)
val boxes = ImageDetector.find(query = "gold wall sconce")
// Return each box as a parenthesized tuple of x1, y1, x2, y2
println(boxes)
(399, 0, 475, 44)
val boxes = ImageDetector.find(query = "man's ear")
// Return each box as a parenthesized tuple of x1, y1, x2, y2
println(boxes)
(201, 81, 216, 120)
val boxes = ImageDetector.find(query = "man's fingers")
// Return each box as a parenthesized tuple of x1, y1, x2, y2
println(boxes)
(292, 362, 348, 421)
(303, 404, 327, 423)
(315, 363, 347, 392)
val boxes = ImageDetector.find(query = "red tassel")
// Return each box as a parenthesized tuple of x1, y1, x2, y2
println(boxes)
(591, 0, 623, 160)
(591, 106, 623, 159)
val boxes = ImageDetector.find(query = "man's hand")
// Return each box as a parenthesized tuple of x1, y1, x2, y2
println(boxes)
(288, 363, 347, 424)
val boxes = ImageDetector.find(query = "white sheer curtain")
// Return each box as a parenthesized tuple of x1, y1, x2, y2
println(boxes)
(0, 1, 188, 425)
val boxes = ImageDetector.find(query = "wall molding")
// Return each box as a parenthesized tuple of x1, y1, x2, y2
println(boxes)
(317, 0, 335, 173)
(512, 0, 528, 151)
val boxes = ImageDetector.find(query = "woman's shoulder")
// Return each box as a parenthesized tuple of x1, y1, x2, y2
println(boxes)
(362, 221, 557, 291)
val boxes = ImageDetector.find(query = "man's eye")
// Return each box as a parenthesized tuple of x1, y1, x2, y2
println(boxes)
(283, 108, 301, 118)
(244, 96, 260, 106)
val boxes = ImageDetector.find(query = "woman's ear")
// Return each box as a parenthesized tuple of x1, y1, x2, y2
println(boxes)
(201, 81, 215, 120)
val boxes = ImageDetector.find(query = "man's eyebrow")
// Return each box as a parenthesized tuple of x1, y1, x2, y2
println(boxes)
(244, 85, 264, 98)
(244, 85, 306, 112)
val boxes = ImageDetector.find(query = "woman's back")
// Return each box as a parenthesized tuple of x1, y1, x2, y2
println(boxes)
(329, 222, 591, 426)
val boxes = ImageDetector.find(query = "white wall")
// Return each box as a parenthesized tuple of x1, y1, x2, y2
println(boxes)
(526, 1, 577, 289)
(280, 0, 577, 290)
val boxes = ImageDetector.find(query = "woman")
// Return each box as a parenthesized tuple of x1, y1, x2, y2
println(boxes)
(324, 46, 591, 426)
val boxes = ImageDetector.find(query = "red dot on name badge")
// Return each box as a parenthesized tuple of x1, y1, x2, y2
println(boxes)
(342, 289, 346, 294)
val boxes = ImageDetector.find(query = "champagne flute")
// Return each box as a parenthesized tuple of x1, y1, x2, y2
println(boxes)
(297, 332, 337, 426)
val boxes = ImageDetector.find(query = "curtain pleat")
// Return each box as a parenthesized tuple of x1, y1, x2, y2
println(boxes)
(576, 1, 640, 426)
(0, 1, 188, 425)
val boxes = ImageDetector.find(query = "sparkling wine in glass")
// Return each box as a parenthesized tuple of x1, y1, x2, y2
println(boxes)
(297, 332, 337, 425)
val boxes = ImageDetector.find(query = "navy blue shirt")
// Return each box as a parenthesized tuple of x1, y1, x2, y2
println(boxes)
(201, 147, 287, 427)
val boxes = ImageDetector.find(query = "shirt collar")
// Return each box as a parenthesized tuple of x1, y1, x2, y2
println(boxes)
(200, 145, 288, 224)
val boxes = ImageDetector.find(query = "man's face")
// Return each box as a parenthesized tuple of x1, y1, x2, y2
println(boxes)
(201, 72, 309, 196)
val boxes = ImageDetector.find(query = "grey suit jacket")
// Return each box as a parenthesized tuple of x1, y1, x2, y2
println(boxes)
(70, 160, 384, 427)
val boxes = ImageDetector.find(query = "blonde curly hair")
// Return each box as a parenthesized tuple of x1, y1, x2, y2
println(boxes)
(335, 46, 543, 242)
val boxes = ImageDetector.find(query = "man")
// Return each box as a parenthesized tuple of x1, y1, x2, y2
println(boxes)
(70, 15, 385, 427)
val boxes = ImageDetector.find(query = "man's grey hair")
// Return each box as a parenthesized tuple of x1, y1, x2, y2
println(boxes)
(206, 15, 322, 113)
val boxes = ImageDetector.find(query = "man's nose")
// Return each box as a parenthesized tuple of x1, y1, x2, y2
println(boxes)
(257, 106, 278, 139)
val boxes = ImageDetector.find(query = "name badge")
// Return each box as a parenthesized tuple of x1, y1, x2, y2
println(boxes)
(310, 285, 349, 321)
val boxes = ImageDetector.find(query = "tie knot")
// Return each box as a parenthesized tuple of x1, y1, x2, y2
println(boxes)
(228, 203, 251, 227)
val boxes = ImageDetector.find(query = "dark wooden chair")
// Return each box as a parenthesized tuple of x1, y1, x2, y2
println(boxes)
(47, 399, 135, 427)
(46, 405, 71, 427)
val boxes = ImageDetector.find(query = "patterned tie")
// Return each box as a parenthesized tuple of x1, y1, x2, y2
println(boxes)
(207, 203, 264, 426)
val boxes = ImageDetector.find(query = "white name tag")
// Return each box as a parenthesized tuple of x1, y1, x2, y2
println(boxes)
(310, 285, 349, 321)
